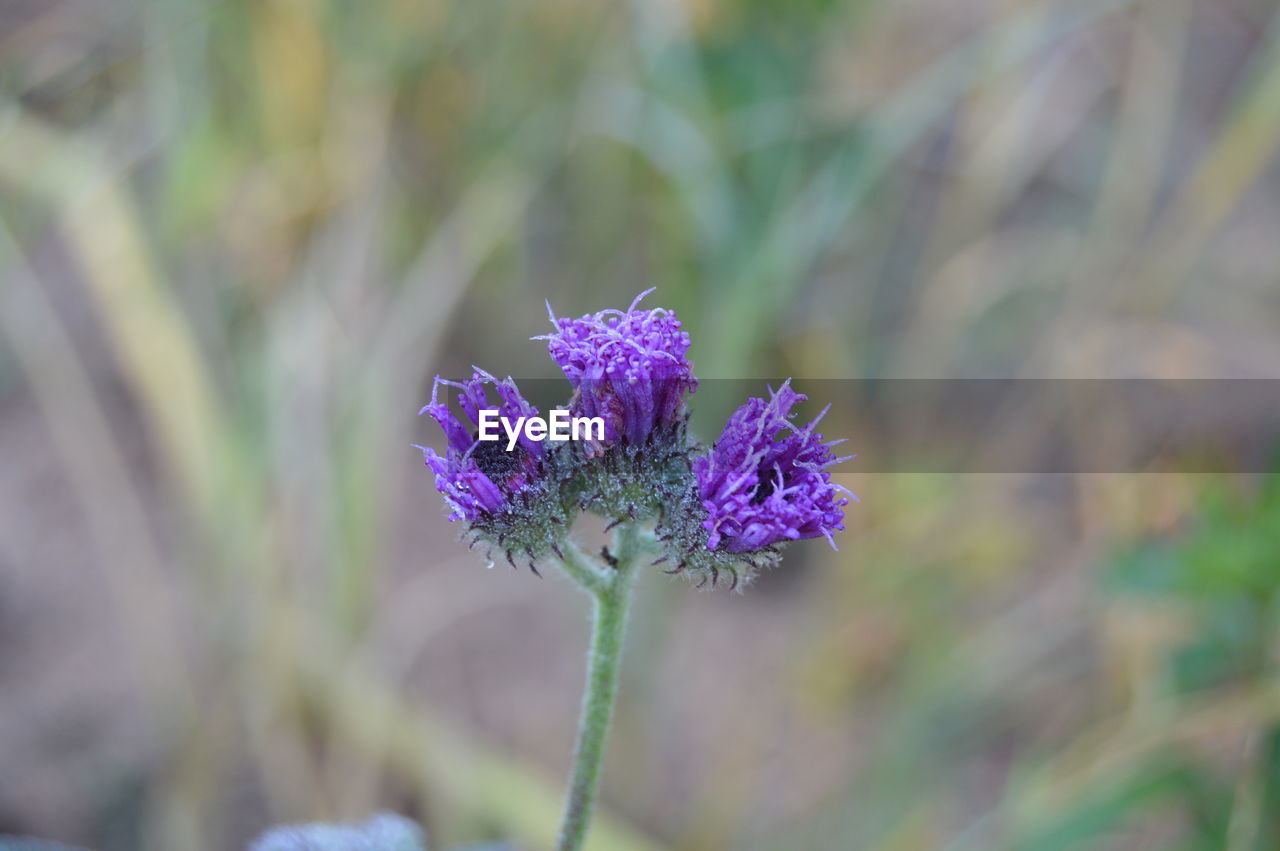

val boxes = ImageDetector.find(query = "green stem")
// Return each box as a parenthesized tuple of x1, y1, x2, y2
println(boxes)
(555, 523, 641, 851)
(556, 540, 613, 596)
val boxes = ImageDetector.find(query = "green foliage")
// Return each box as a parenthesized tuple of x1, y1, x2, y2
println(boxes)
(1109, 474, 1280, 693)
(1015, 760, 1231, 851)
(1024, 473, 1280, 850)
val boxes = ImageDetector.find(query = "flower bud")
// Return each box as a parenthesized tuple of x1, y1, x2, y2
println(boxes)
(416, 370, 570, 570)
(655, 381, 854, 589)
(538, 289, 697, 448)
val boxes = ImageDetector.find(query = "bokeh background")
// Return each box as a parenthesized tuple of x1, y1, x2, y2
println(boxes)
(3, 0, 1280, 848)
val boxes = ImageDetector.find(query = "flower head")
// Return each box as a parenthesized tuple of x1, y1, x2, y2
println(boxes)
(694, 381, 853, 553)
(538, 288, 697, 446)
(417, 370, 544, 522)
(416, 293, 854, 588)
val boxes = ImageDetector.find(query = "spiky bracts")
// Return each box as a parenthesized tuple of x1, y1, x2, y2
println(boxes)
(652, 484, 782, 591)
(560, 422, 692, 524)
(417, 294, 854, 589)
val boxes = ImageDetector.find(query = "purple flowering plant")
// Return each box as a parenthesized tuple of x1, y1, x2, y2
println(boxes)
(416, 290, 853, 851)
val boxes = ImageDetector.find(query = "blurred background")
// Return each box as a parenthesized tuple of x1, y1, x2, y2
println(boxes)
(2, 0, 1280, 848)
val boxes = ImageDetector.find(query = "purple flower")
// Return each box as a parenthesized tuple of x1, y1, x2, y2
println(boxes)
(538, 288, 697, 445)
(417, 370, 543, 522)
(694, 381, 854, 553)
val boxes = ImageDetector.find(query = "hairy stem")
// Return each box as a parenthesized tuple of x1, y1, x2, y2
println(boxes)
(556, 539, 613, 596)
(555, 523, 641, 851)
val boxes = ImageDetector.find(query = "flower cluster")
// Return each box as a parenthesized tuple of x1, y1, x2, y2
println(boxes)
(417, 292, 853, 588)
